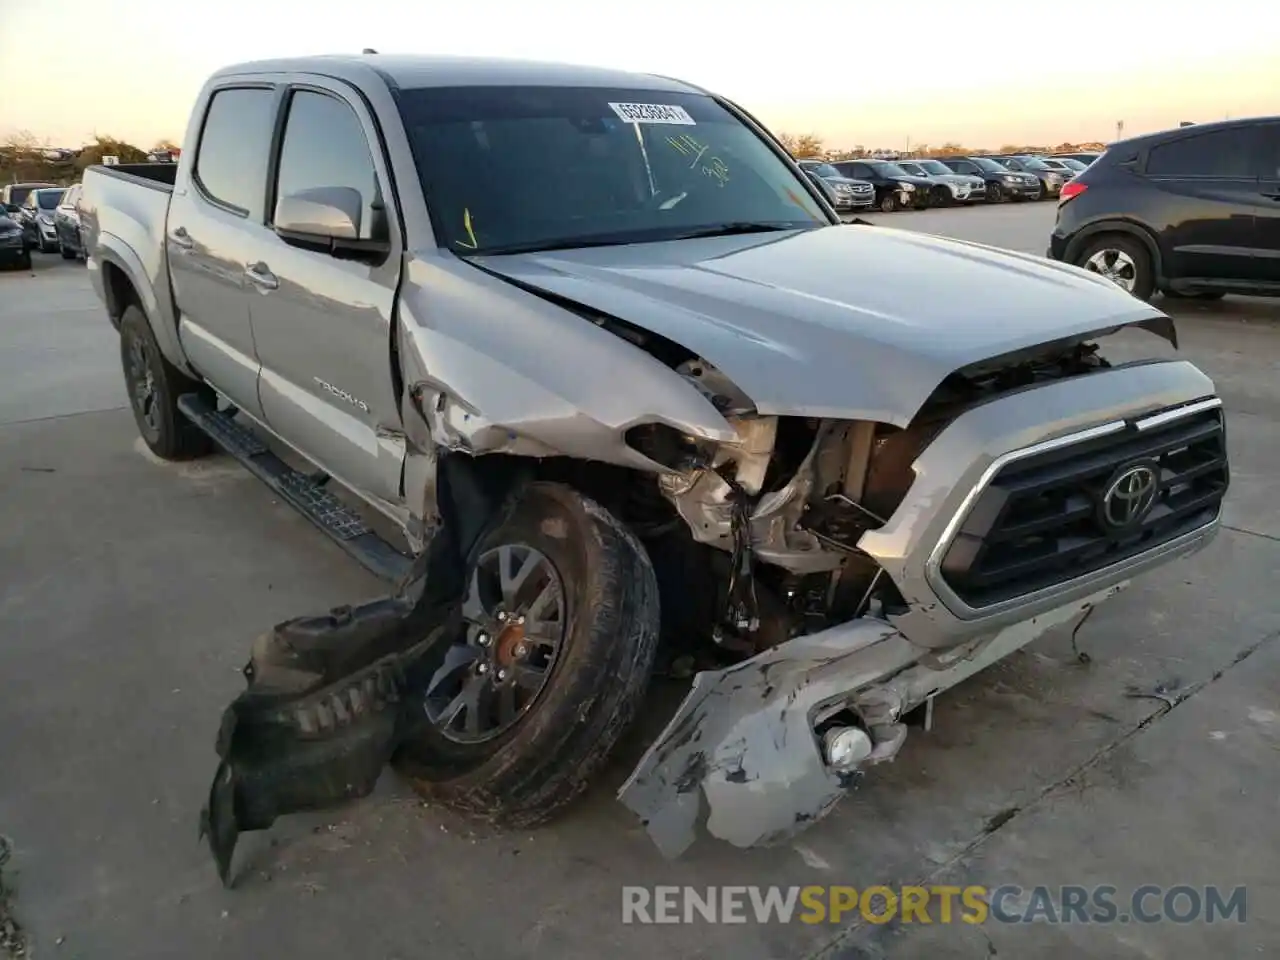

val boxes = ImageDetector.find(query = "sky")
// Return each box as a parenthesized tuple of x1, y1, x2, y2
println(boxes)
(1, 0, 1277, 152)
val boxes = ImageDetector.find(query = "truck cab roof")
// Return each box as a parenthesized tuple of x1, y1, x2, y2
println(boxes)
(212, 53, 707, 95)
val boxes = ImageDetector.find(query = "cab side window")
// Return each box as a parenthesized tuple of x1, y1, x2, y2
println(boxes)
(194, 87, 277, 216)
(272, 90, 380, 240)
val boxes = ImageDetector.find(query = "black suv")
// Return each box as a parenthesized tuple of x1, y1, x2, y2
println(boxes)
(933, 156, 1040, 202)
(1049, 116, 1280, 301)
(830, 159, 933, 212)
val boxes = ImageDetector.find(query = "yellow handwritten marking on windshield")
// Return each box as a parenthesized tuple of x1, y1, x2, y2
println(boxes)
(665, 133, 730, 187)
(456, 208, 478, 249)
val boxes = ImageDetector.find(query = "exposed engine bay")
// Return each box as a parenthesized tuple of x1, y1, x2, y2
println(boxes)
(619, 342, 1115, 661)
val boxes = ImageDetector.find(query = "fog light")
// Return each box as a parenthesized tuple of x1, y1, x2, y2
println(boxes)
(823, 726, 873, 771)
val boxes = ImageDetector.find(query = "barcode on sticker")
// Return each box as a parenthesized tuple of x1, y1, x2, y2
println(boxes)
(608, 102, 696, 125)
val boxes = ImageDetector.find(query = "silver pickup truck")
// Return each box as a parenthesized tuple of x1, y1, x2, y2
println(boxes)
(81, 53, 1229, 875)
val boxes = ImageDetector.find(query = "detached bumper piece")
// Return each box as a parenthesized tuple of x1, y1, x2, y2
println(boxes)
(199, 453, 520, 886)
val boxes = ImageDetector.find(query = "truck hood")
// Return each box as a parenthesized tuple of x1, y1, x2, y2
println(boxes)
(473, 225, 1175, 427)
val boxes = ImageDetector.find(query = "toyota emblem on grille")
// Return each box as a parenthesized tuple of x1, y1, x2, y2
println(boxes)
(1100, 461, 1159, 530)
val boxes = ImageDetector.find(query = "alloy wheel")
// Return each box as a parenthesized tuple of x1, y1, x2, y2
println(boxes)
(1084, 248, 1139, 293)
(424, 543, 567, 743)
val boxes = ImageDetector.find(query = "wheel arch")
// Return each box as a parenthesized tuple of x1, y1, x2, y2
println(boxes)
(1063, 220, 1165, 284)
(94, 238, 195, 375)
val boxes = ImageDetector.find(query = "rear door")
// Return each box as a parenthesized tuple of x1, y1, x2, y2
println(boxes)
(1254, 122, 1280, 282)
(167, 83, 281, 418)
(242, 79, 406, 510)
(1141, 124, 1262, 282)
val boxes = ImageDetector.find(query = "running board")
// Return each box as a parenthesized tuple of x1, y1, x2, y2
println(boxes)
(177, 393, 412, 583)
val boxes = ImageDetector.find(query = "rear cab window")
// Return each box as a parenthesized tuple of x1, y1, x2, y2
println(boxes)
(1144, 127, 1258, 179)
(193, 86, 278, 216)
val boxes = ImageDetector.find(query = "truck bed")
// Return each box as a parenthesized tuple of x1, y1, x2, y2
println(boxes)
(95, 162, 180, 190)
(80, 163, 179, 354)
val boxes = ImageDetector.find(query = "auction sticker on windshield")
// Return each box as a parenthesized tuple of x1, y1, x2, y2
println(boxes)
(608, 102, 696, 125)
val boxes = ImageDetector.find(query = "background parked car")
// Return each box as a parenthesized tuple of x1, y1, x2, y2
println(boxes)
(796, 160, 876, 211)
(18, 187, 66, 252)
(933, 156, 1039, 202)
(1051, 151, 1102, 166)
(830, 158, 932, 212)
(54, 183, 85, 259)
(987, 155, 1066, 199)
(1041, 157, 1087, 175)
(1, 182, 56, 208)
(896, 159, 985, 204)
(1049, 116, 1280, 302)
(0, 209, 32, 270)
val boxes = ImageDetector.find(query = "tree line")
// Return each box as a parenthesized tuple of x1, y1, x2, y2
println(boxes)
(776, 132, 1107, 160)
(1, 131, 178, 185)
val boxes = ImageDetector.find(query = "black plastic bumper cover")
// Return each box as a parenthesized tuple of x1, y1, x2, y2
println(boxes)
(199, 453, 522, 886)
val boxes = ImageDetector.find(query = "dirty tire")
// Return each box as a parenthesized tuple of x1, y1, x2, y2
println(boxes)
(395, 481, 660, 828)
(119, 304, 214, 460)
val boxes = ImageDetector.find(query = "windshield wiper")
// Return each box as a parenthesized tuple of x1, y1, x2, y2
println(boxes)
(465, 222, 807, 257)
(662, 221, 806, 241)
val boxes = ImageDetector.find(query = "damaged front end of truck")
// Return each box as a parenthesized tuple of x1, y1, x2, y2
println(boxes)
(200, 244, 1229, 884)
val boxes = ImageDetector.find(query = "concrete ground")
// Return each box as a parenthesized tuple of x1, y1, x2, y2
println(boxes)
(1, 204, 1277, 960)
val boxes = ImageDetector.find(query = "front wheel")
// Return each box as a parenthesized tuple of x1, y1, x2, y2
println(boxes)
(119, 305, 215, 459)
(879, 192, 899, 213)
(1076, 234, 1156, 301)
(59, 241, 76, 260)
(986, 182, 1004, 203)
(395, 481, 660, 828)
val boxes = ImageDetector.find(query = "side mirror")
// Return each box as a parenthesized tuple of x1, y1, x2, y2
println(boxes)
(3, 204, 18, 215)
(274, 186, 389, 261)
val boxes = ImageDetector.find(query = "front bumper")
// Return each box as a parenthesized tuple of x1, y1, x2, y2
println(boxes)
(619, 583, 1124, 857)
(1000, 179, 1040, 198)
(0, 236, 28, 263)
(620, 360, 1225, 854)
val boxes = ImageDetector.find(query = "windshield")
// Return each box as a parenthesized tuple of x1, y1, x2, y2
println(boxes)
(1058, 158, 1087, 171)
(913, 159, 952, 175)
(971, 157, 1008, 173)
(896, 162, 926, 176)
(395, 85, 828, 255)
(868, 161, 912, 178)
(36, 189, 66, 210)
(1016, 157, 1050, 171)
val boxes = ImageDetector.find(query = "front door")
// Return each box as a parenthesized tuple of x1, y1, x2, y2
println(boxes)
(167, 84, 280, 419)
(243, 80, 406, 510)
(1143, 124, 1262, 282)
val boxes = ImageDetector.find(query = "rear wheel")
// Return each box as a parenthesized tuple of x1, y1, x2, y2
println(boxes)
(119, 305, 214, 459)
(395, 482, 660, 827)
(1077, 234, 1156, 302)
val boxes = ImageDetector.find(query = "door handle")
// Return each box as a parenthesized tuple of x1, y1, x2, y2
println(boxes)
(244, 261, 279, 291)
(169, 226, 194, 249)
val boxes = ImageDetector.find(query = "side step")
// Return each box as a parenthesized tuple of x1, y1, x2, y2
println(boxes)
(177, 393, 412, 583)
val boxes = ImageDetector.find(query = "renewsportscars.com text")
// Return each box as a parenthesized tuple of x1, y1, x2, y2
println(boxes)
(621, 884, 1247, 925)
